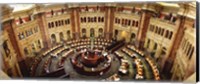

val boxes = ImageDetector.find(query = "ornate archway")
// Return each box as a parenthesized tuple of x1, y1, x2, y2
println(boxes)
(51, 34, 56, 44)
(98, 28, 103, 38)
(67, 30, 71, 40)
(82, 28, 87, 38)
(59, 32, 64, 42)
(90, 28, 95, 37)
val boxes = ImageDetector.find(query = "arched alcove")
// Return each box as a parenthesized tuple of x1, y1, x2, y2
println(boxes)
(24, 47, 29, 56)
(59, 32, 64, 42)
(98, 28, 103, 38)
(51, 34, 56, 44)
(38, 40, 41, 48)
(90, 28, 95, 37)
(67, 30, 71, 40)
(82, 28, 87, 38)
(114, 29, 119, 40)
(130, 33, 136, 43)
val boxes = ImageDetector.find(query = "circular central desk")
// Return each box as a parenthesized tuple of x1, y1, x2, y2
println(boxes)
(70, 50, 111, 76)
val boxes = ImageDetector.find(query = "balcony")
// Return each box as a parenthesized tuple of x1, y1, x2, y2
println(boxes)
(16, 20, 37, 28)
(151, 18, 176, 26)
(46, 12, 71, 19)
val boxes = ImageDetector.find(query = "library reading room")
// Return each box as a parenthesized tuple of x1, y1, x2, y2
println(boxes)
(0, 2, 197, 82)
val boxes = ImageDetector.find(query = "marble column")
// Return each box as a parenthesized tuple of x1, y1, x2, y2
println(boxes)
(36, 12, 51, 49)
(70, 8, 77, 39)
(161, 15, 187, 77)
(104, 6, 116, 39)
(3, 19, 23, 61)
(136, 10, 153, 50)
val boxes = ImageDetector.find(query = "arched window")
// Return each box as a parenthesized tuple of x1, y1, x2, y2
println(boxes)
(98, 28, 103, 38)
(25, 31, 28, 36)
(24, 48, 29, 56)
(48, 23, 51, 28)
(94, 17, 97, 22)
(18, 34, 21, 40)
(83, 17, 86, 22)
(147, 39, 150, 48)
(58, 20, 61, 26)
(158, 27, 161, 35)
(90, 28, 95, 37)
(68, 19, 70, 24)
(136, 21, 139, 27)
(189, 46, 194, 60)
(114, 29, 118, 40)
(98, 17, 101, 22)
(115, 29, 118, 36)
(132, 20, 135, 26)
(184, 42, 189, 53)
(30, 29, 33, 35)
(152, 25, 155, 32)
(59, 32, 64, 42)
(169, 31, 173, 39)
(165, 30, 169, 38)
(88, 17, 90, 22)
(82, 28, 86, 38)
(51, 34, 56, 44)
(3, 41, 10, 57)
(128, 20, 131, 26)
(61, 20, 64, 25)
(101, 17, 104, 22)
(181, 39, 186, 49)
(32, 44, 35, 52)
(161, 29, 164, 36)
(67, 30, 71, 40)
(183, 41, 188, 52)
(161, 47, 166, 56)
(55, 21, 58, 27)
(115, 18, 118, 23)
(130, 33, 136, 42)
(21, 32, 25, 39)
(125, 19, 128, 25)
(51, 22, 54, 28)
(65, 20, 68, 24)
(81, 17, 84, 22)
(122, 19, 124, 25)
(38, 40, 41, 48)
(154, 43, 157, 50)
(155, 26, 158, 34)
(91, 17, 94, 22)
(118, 19, 121, 24)
(187, 44, 192, 56)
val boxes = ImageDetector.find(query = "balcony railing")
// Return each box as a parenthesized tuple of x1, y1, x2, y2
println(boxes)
(16, 20, 37, 28)
(151, 17, 176, 26)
